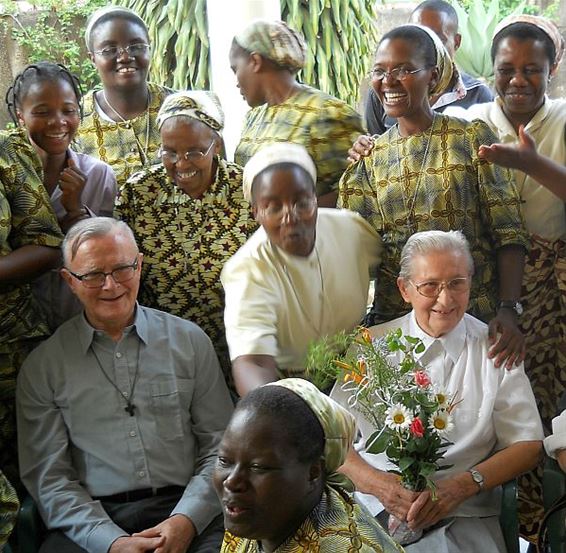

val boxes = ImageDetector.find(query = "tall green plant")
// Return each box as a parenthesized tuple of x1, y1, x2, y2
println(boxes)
(281, 0, 378, 107)
(452, 0, 524, 82)
(0, 0, 106, 91)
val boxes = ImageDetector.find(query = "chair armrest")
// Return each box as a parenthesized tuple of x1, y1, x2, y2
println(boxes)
(500, 479, 520, 553)
(17, 495, 44, 553)
(543, 458, 566, 553)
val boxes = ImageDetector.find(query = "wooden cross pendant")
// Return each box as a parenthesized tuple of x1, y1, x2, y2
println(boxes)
(124, 403, 136, 416)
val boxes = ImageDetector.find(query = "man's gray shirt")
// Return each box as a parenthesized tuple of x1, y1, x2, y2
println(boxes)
(17, 305, 234, 553)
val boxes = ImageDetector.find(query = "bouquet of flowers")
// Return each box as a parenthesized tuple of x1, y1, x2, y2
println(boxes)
(306, 327, 460, 543)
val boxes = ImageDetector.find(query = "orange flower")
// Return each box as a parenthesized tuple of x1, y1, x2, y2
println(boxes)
(361, 328, 373, 344)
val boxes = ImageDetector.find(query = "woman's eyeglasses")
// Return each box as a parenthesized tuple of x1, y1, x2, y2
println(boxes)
(158, 141, 215, 164)
(368, 66, 429, 81)
(93, 43, 151, 59)
(409, 277, 471, 298)
(259, 197, 317, 221)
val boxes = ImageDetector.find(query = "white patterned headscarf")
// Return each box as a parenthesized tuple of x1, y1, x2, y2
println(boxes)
(156, 91, 224, 135)
(85, 6, 147, 51)
(242, 142, 316, 202)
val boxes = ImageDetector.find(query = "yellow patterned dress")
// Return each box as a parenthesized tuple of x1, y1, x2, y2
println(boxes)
(115, 157, 257, 376)
(234, 85, 364, 197)
(221, 485, 404, 553)
(74, 82, 174, 188)
(0, 128, 63, 482)
(0, 470, 18, 548)
(339, 114, 528, 325)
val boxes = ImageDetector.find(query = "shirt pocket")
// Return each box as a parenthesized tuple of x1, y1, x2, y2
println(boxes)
(149, 378, 194, 440)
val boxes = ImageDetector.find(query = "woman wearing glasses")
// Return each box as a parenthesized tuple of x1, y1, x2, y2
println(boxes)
(339, 24, 528, 370)
(115, 91, 256, 380)
(221, 143, 381, 397)
(75, 6, 173, 188)
(333, 230, 543, 553)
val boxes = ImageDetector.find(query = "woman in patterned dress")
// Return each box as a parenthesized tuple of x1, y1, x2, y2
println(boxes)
(213, 378, 403, 553)
(115, 91, 257, 380)
(75, 6, 173, 188)
(230, 19, 364, 207)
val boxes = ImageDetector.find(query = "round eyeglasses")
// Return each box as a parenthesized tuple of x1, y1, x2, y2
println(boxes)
(93, 43, 151, 59)
(259, 197, 317, 221)
(369, 66, 429, 81)
(409, 277, 471, 298)
(158, 140, 215, 164)
(68, 258, 139, 289)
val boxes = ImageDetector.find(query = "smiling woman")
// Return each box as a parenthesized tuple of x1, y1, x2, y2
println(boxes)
(74, 6, 174, 187)
(115, 91, 257, 383)
(213, 378, 403, 553)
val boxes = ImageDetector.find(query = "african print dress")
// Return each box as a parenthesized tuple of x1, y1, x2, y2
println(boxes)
(0, 128, 63, 482)
(74, 82, 174, 188)
(338, 114, 528, 325)
(234, 85, 364, 197)
(115, 157, 257, 376)
(220, 485, 404, 553)
(0, 470, 18, 548)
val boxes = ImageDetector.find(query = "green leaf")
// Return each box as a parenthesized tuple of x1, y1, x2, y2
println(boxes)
(366, 430, 389, 454)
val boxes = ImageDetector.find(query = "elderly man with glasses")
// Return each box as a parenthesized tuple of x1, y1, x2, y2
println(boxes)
(17, 217, 233, 553)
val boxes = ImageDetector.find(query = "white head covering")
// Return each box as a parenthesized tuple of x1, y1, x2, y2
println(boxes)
(85, 6, 147, 51)
(242, 143, 317, 202)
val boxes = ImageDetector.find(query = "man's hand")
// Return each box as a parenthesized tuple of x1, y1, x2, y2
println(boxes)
(133, 514, 196, 553)
(59, 157, 87, 214)
(478, 125, 536, 172)
(109, 535, 165, 552)
(406, 473, 476, 530)
(347, 134, 375, 163)
(375, 472, 420, 522)
(488, 308, 525, 369)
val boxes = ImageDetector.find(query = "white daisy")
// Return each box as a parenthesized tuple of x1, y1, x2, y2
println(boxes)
(385, 403, 412, 430)
(429, 410, 454, 436)
(433, 387, 450, 409)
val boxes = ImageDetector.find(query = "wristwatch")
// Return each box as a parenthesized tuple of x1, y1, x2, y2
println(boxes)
(468, 468, 485, 492)
(499, 300, 524, 316)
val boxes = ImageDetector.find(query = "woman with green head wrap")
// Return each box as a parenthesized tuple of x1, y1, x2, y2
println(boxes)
(213, 378, 403, 553)
(339, 24, 528, 372)
(229, 19, 364, 208)
(114, 91, 257, 384)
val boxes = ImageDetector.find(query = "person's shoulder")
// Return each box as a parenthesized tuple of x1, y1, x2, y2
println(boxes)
(124, 163, 167, 190)
(462, 312, 489, 342)
(439, 112, 495, 137)
(139, 304, 211, 342)
(80, 87, 98, 118)
(218, 158, 243, 184)
(368, 313, 411, 338)
(70, 149, 113, 175)
(295, 86, 360, 115)
(148, 82, 175, 101)
(318, 208, 372, 231)
(0, 127, 30, 152)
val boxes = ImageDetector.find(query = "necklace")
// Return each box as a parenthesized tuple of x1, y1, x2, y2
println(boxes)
(100, 89, 151, 166)
(274, 244, 325, 337)
(395, 114, 436, 233)
(91, 343, 141, 416)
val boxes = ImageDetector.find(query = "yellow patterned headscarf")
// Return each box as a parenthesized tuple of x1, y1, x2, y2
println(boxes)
(234, 19, 306, 72)
(268, 378, 356, 491)
(156, 91, 224, 134)
(494, 15, 565, 71)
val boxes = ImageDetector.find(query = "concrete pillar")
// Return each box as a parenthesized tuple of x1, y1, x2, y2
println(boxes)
(206, 0, 280, 160)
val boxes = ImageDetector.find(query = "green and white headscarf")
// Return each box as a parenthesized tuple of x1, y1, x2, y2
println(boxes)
(268, 378, 356, 491)
(234, 19, 306, 73)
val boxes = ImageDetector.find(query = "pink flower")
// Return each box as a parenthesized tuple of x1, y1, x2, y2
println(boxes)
(409, 417, 425, 438)
(414, 371, 431, 388)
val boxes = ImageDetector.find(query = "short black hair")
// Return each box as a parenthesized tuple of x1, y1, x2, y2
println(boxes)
(412, 0, 459, 28)
(491, 22, 556, 65)
(86, 9, 149, 52)
(236, 384, 325, 465)
(251, 162, 316, 204)
(6, 62, 83, 124)
(379, 25, 437, 68)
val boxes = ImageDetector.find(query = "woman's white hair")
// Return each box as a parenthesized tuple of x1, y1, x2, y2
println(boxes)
(63, 217, 137, 266)
(399, 230, 474, 279)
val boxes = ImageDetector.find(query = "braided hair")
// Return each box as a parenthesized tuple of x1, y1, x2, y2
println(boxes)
(6, 61, 83, 124)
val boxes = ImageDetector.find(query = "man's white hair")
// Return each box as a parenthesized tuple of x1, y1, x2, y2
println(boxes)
(399, 230, 474, 279)
(62, 217, 137, 266)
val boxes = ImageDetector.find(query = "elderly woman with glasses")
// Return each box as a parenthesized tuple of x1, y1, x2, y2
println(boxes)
(115, 91, 257, 379)
(221, 143, 381, 397)
(75, 6, 174, 188)
(333, 230, 543, 552)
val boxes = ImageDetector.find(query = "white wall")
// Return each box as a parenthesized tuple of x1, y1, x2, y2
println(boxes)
(206, 0, 281, 159)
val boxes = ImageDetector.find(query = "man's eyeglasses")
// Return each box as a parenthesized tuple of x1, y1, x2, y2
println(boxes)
(158, 140, 215, 164)
(67, 257, 139, 289)
(409, 277, 471, 298)
(93, 43, 151, 59)
(369, 66, 429, 81)
(259, 197, 317, 221)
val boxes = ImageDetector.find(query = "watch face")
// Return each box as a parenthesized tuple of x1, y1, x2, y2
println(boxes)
(515, 302, 524, 316)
